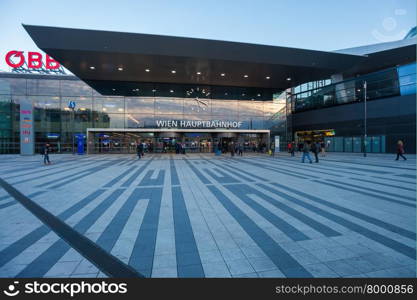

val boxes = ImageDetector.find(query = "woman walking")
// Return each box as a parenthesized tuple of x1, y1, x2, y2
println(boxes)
(395, 140, 407, 161)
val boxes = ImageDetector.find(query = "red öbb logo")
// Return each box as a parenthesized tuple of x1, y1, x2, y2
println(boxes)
(5, 50, 60, 69)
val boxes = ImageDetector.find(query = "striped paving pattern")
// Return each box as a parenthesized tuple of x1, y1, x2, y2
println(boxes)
(0, 153, 415, 278)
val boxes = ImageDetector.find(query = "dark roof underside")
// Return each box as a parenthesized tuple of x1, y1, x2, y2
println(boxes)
(23, 25, 368, 94)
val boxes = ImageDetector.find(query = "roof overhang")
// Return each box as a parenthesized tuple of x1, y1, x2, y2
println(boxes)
(23, 24, 367, 94)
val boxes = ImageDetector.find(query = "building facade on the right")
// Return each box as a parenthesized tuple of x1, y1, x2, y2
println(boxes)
(279, 30, 416, 154)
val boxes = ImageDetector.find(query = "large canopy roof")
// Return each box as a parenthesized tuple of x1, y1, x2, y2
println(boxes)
(24, 24, 367, 93)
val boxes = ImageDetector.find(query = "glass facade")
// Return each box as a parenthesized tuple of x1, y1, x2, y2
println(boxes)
(0, 74, 285, 154)
(290, 64, 416, 113)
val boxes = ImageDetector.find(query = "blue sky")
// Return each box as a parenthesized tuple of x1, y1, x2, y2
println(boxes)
(0, 0, 415, 72)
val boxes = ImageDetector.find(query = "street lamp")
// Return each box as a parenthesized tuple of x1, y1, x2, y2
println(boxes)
(363, 80, 367, 157)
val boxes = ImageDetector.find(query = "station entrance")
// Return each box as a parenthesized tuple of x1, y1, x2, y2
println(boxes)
(86, 129, 269, 154)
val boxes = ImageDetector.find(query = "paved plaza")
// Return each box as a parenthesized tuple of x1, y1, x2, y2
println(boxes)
(0, 152, 415, 278)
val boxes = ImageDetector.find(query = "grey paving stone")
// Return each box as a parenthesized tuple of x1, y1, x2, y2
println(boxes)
(226, 259, 255, 275)
(202, 261, 231, 278)
(258, 269, 285, 278)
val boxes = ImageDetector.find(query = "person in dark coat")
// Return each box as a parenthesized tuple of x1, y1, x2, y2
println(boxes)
(290, 141, 296, 157)
(311, 142, 320, 163)
(395, 140, 407, 160)
(136, 140, 144, 159)
(42, 143, 51, 165)
(301, 141, 313, 163)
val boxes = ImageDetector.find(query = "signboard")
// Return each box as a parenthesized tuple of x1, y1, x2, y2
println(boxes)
(20, 100, 34, 155)
(155, 120, 243, 129)
(274, 136, 280, 153)
(5, 50, 66, 75)
(68, 101, 76, 109)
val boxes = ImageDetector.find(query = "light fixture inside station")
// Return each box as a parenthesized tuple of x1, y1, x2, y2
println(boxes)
(145, 68, 150, 72)
(220, 73, 225, 77)
(266, 76, 270, 79)
(117, 67, 123, 71)
(89, 66, 95, 70)
(170, 89, 174, 93)
(152, 89, 156, 92)
(196, 72, 201, 75)
(171, 70, 176, 74)
(112, 88, 116, 91)
(244, 75, 248, 78)
(286, 77, 291, 81)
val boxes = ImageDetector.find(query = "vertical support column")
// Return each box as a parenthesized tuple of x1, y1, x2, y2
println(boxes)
(20, 99, 34, 155)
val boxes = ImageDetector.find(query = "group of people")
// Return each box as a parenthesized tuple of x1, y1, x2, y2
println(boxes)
(228, 142, 244, 157)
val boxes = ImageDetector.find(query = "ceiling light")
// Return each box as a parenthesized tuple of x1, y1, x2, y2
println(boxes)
(112, 88, 116, 91)
(224, 92, 228, 95)
(89, 66, 95, 70)
(171, 70, 176, 74)
(266, 76, 270, 79)
(257, 94, 261, 97)
(152, 89, 156, 92)
(220, 73, 225, 77)
(286, 77, 291, 81)
(145, 68, 150, 72)
(170, 90, 174, 93)
(118, 108, 124, 112)
(102, 108, 107, 111)
(196, 72, 201, 75)
(244, 75, 248, 78)
(117, 67, 123, 71)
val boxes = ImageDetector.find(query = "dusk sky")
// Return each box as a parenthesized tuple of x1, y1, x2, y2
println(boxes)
(0, 0, 415, 72)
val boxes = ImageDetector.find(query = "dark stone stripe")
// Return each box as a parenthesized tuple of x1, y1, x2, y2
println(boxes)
(129, 187, 163, 277)
(313, 180, 415, 208)
(371, 175, 415, 185)
(138, 170, 165, 186)
(349, 177, 416, 192)
(204, 168, 240, 184)
(330, 178, 416, 201)
(121, 159, 153, 187)
(104, 166, 137, 188)
(0, 159, 76, 174)
(35, 161, 112, 188)
(47, 161, 124, 189)
(9, 161, 99, 184)
(170, 159, 180, 185)
(172, 186, 204, 277)
(259, 182, 416, 241)
(255, 157, 363, 176)
(225, 184, 340, 239)
(398, 174, 416, 179)
(213, 166, 255, 182)
(0, 189, 105, 268)
(17, 188, 127, 277)
(234, 159, 309, 180)
(323, 158, 415, 171)
(208, 185, 313, 277)
(183, 159, 211, 184)
(0, 201, 16, 210)
(0, 179, 142, 278)
(209, 160, 265, 181)
(96, 188, 143, 252)
(258, 183, 416, 259)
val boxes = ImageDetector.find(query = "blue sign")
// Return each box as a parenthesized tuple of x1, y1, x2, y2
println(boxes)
(68, 101, 76, 109)
(75, 134, 85, 155)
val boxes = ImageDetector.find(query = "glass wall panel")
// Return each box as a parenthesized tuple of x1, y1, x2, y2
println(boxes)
(125, 97, 154, 114)
(93, 97, 124, 114)
(0, 95, 13, 112)
(155, 98, 183, 115)
(60, 80, 92, 96)
(126, 113, 154, 128)
(30, 95, 61, 110)
(239, 101, 264, 116)
(27, 79, 60, 95)
(211, 100, 238, 117)
(183, 98, 211, 115)
(0, 78, 26, 95)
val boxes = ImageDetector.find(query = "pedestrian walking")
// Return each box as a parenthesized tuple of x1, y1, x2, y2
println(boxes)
(238, 143, 243, 156)
(290, 141, 296, 157)
(395, 140, 407, 160)
(301, 141, 313, 163)
(42, 143, 52, 165)
(311, 141, 320, 163)
(320, 141, 326, 156)
(229, 142, 235, 157)
(136, 141, 144, 159)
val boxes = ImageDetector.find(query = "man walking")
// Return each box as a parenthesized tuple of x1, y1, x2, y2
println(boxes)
(290, 141, 296, 157)
(42, 143, 51, 165)
(301, 141, 313, 163)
